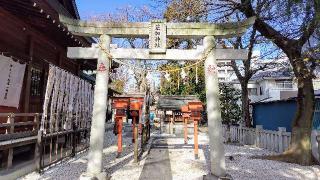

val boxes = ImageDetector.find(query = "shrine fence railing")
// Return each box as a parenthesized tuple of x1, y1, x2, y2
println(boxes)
(0, 113, 90, 179)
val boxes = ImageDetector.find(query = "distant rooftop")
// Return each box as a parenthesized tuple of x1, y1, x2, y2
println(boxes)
(251, 67, 294, 81)
(157, 95, 200, 110)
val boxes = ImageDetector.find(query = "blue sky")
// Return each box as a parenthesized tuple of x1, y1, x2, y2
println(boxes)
(76, 0, 154, 18)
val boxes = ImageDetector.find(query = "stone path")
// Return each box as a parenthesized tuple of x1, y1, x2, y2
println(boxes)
(139, 137, 173, 180)
(139, 135, 209, 180)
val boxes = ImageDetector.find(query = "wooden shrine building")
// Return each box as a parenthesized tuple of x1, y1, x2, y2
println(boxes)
(157, 95, 200, 122)
(0, 0, 94, 114)
(0, 1, 118, 177)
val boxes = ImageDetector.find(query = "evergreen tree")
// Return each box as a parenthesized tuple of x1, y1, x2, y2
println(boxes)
(219, 83, 242, 125)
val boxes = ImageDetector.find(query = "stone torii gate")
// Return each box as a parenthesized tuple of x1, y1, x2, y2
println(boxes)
(59, 15, 255, 180)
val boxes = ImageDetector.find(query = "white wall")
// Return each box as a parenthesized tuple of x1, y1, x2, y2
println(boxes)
(313, 79, 320, 90)
(232, 79, 300, 102)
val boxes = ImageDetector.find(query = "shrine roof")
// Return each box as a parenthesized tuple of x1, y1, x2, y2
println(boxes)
(157, 95, 200, 110)
(112, 93, 146, 98)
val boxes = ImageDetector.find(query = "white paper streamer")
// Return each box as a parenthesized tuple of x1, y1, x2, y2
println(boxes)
(41, 65, 94, 133)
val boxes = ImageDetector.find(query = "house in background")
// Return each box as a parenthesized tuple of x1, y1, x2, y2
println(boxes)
(232, 66, 320, 103)
(251, 94, 320, 162)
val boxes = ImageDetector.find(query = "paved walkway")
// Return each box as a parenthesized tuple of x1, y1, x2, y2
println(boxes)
(138, 134, 209, 180)
(139, 137, 173, 180)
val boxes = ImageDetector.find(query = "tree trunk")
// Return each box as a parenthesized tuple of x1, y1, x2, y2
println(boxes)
(241, 83, 251, 127)
(236, 0, 317, 165)
(286, 75, 315, 165)
(279, 49, 315, 165)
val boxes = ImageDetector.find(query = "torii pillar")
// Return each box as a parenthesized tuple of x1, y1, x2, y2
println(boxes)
(204, 36, 226, 177)
(82, 35, 111, 179)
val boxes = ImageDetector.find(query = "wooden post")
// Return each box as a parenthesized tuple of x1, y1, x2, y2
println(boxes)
(184, 118, 188, 144)
(35, 129, 43, 172)
(33, 113, 40, 131)
(278, 127, 286, 153)
(146, 121, 149, 141)
(9, 113, 14, 134)
(71, 122, 76, 157)
(117, 117, 123, 158)
(173, 113, 175, 134)
(139, 123, 142, 135)
(7, 148, 13, 169)
(132, 117, 136, 143)
(7, 114, 14, 169)
(239, 125, 243, 144)
(24, 36, 34, 114)
(141, 124, 145, 149)
(134, 124, 138, 163)
(194, 120, 199, 159)
(255, 125, 263, 147)
(147, 120, 150, 141)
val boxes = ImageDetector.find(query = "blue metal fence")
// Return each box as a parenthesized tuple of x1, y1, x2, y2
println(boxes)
(252, 99, 320, 132)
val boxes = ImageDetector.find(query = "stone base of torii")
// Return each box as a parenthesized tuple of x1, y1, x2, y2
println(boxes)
(59, 15, 255, 180)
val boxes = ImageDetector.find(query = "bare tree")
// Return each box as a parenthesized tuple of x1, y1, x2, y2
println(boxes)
(221, 19, 279, 127)
(88, 6, 160, 93)
(207, 0, 320, 165)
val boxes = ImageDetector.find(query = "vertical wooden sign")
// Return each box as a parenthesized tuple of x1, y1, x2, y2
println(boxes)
(149, 19, 167, 54)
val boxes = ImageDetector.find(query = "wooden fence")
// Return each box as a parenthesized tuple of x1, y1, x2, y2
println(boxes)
(222, 125, 291, 153)
(0, 113, 90, 178)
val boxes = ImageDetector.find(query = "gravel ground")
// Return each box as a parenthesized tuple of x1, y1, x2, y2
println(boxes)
(20, 128, 320, 180)
(19, 124, 150, 180)
(224, 145, 320, 180)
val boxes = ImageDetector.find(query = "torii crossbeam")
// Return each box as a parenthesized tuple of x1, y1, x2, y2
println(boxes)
(68, 44, 248, 61)
(59, 15, 255, 180)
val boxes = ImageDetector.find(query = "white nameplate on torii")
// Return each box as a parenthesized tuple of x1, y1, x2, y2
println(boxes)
(67, 45, 248, 61)
(149, 20, 167, 54)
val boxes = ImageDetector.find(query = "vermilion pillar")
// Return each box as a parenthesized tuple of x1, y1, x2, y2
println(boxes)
(117, 117, 123, 157)
(184, 118, 188, 144)
(194, 120, 199, 159)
